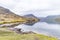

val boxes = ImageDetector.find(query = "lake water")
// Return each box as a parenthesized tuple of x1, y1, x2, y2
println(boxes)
(16, 22, 60, 38)
(13, 8, 60, 38)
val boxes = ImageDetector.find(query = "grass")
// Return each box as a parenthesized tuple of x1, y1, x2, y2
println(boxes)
(0, 19, 26, 24)
(0, 28, 58, 40)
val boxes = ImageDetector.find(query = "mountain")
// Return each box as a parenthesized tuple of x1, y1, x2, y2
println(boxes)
(0, 6, 27, 24)
(40, 15, 60, 24)
(0, 6, 39, 28)
(24, 14, 40, 25)
(24, 14, 36, 17)
(0, 6, 28, 28)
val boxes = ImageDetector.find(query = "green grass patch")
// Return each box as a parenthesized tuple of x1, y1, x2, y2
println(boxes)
(0, 29, 58, 40)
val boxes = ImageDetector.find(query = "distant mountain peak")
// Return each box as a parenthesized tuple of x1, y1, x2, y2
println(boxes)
(24, 14, 37, 18)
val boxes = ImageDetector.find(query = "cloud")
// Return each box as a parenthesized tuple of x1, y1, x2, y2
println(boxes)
(12, 0, 50, 15)
(0, 0, 60, 16)
(0, 0, 18, 10)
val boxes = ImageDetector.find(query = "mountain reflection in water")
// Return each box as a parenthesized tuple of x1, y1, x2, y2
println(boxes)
(16, 22, 60, 38)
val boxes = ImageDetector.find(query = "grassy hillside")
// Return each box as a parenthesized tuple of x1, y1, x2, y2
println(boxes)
(0, 28, 58, 40)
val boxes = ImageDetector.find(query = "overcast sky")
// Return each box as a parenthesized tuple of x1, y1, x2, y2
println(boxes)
(0, 0, 60, 17)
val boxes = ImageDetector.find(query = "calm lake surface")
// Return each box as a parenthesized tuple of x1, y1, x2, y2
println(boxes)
(16, 22, 60, 38)
(13, 8, 60, 38)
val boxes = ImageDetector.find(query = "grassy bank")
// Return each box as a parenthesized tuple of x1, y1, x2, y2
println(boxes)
(0, 29, 58, 40)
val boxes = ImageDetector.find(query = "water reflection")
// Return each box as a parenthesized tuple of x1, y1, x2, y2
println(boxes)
(16, 22, 60, 38)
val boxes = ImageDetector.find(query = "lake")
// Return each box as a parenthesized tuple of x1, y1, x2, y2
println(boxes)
(14, 10, 60, 38)
(16, 22, 60, 38)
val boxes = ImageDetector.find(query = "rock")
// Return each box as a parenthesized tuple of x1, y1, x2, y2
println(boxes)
(11, 28, 36, 34)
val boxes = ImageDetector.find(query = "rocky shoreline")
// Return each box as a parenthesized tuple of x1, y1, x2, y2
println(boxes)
(9, 28, 36, 34)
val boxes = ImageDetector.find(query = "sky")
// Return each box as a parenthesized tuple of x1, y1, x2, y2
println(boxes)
(0, 0, 60, 17)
